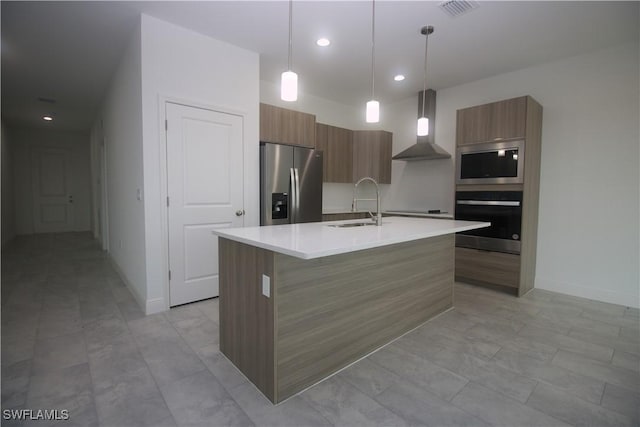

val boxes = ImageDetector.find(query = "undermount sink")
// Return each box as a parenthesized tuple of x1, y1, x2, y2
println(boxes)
(327, 222, 377, 228)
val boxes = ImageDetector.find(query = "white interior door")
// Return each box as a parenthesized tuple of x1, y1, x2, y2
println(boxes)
(31, 147, 74, 233)
(166, 102, 244, 306)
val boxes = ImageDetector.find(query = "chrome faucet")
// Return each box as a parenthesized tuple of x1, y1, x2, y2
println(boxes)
(352, 177, 382, 226)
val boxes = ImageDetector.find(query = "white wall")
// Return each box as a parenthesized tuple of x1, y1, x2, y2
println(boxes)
(1, 121, 15, 246)
(385, 95, 455, 213)
(140, 15, 260, 313)
(8, 126, 92, 235)
(89, 123, 100, 241)
(430, 42, 638, 308)
(89, 120, 109, 251)
(93, 20, 147, 305)
(260, 80, 363, 130)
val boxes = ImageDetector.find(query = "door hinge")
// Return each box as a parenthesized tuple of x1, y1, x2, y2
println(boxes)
(166, 196, 170, 207)
(165, 119, 168, 131)
(168, 270, 172, 281)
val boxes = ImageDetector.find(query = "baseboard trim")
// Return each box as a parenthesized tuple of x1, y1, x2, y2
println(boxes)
(145, 298, 166, 315)
(107, 255, 167, 315)
(535, 277, 639, 309)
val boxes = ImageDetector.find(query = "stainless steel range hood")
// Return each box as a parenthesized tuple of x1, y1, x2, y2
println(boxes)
(392, 89, 452, 161)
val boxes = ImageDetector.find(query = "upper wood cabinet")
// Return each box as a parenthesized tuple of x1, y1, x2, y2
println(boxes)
(352, 130, 392, 184)
(456, 96, 527, 145)
(260, 103, 316, 147)
(260, 105, 393, 184)
(315, 123, 353, 183)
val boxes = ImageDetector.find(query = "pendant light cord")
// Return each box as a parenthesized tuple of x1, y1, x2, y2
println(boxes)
(421, 27, 429, 118)
(371, 0, 376, 99)
(288, 0, 293, 70)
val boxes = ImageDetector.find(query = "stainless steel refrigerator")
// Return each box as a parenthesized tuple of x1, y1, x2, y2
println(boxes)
(260, 142, 323, 225)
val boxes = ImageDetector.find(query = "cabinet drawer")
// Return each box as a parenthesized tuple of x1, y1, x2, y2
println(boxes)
(455, 247, 520, 288)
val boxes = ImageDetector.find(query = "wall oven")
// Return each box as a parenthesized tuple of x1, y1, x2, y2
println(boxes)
(456, 140, 524, 185)
(455, 191, 522, 254)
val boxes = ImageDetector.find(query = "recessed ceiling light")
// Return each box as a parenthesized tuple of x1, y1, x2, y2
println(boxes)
(316, 38, 330, 47)
(394, 74, 405, 81)
(43, 116, 53, 121)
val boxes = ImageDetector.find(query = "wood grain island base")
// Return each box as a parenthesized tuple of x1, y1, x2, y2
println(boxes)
(214, 217, 488, 403)
(219, 234, 454, 404)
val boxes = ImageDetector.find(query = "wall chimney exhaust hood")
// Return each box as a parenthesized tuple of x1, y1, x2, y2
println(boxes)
(392, 89, 452, 161)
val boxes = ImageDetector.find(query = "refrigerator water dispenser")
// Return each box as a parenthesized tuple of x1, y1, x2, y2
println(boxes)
(271, 193, 288, 220)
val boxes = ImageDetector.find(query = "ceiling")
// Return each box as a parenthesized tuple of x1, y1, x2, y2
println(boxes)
(2, 1, 638, 131)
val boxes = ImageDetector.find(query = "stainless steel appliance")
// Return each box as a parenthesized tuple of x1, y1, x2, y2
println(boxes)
(260, 142, 323, 225)
(455, 191, 522, 254)
(392, 89, 451, 161)
(456, 140, 524, 185)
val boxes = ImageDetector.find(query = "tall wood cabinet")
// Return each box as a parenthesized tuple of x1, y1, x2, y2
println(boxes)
(352, 130, 392, 184)
(260, 103, 316, 147)
(315, 123, 353, 183)
(455, 96, 542, 297)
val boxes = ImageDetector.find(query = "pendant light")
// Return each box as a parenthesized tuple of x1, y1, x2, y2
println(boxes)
(281, 0, 298, 101)
(365, 0, 379, 123)
(417, 25, 434, 136)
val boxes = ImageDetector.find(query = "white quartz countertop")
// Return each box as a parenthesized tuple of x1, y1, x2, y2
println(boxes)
(213, 216, 489, 260)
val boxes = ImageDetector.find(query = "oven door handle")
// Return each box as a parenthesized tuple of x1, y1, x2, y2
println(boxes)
(456, 200, 521, 207)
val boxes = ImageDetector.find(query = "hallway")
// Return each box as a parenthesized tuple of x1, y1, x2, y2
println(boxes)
(1, 233, 225, 426)
(2, 233, 638, 427)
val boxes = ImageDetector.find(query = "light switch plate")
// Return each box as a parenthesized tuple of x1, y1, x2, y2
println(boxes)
(262, 274, 270, 298)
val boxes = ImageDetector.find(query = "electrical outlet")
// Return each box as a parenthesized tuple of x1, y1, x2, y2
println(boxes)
(262, 274, 270, 298)
(136, 188, 142, 201)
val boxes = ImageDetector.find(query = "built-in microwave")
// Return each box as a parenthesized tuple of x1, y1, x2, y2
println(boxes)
(456, 140, 525, 185)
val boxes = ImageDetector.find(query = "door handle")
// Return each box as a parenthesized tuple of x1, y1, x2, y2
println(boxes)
(294, 168, 300, 216)
(456, 200, 520, 207)
(235, 209, 245, 216)
(290, 168, 296, 222)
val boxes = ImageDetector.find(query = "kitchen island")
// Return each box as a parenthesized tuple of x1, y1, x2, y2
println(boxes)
(213, 217, 489, 403)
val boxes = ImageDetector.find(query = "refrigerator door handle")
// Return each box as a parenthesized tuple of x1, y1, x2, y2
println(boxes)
(294, 168, 301, 221)
(290, 167, 296, 223)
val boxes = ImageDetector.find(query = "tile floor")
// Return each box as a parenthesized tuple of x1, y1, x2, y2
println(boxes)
(2, 232, 639, 427)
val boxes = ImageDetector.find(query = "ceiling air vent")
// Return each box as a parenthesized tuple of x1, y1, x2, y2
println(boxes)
(438, 0, 479, 18)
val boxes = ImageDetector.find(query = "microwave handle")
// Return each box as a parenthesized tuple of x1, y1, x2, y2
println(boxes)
(456, 200, 521, 207)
